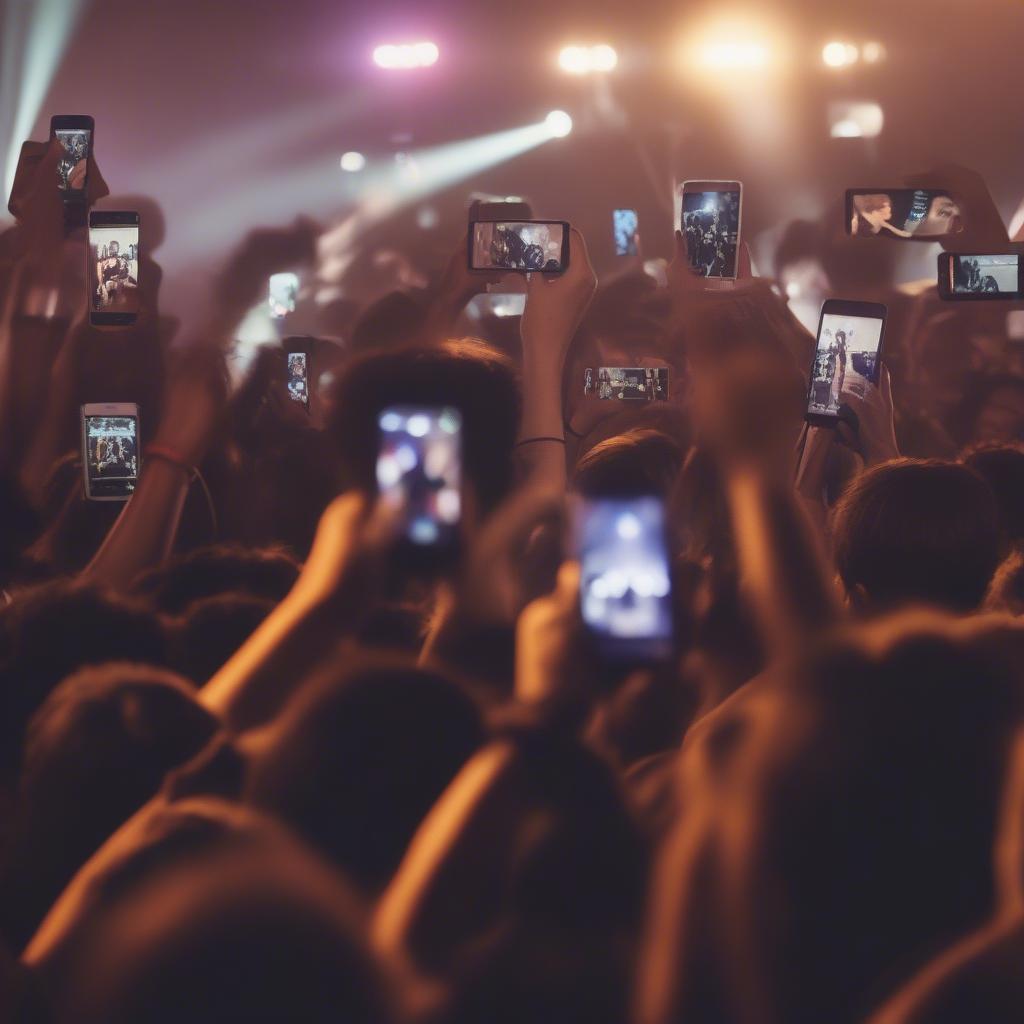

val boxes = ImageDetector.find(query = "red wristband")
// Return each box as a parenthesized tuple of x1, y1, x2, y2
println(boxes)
(144, 444, 194, 477)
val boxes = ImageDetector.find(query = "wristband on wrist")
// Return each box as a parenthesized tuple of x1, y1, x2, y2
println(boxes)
(516, 436, 566, 448)
(144, 444, 194, 477)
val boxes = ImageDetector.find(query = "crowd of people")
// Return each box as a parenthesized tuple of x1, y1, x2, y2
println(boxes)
(0, 131, 1023, 1024)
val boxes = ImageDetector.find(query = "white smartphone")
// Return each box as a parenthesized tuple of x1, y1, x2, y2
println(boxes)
(81, 402, 140, 501)
(680, 180, 742, 279)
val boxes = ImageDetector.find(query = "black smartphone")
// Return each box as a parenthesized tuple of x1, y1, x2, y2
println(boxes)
(284, 343, 311, 407)
(468, 220, 570, 274)
(680, 180, 742, 279)
(573, 494, 674, 663)
(806, 299, 887, 425)
(51, 115, 93, 197)
(613, 208, 639, 257)
(88, 211, 140, 326)
(81, 403, 140, 501)
(846, 189, 962, 239)
(585, 367, 669, 401)
(938, 252, 1023, 301)
(376, 405, 462, 561)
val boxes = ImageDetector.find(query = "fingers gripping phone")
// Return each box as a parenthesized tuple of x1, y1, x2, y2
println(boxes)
(81, 403, 140, 500)
(680, 181, 742, 279)
(51, 115, 93, 198)
(89, 212, 140, 326)
(467, 220, 570, 274)
(376, 405, 462, 564)
(805, 299, 887, 425)
(938, 252, 1023, 300)
(573, 494, 674, 662)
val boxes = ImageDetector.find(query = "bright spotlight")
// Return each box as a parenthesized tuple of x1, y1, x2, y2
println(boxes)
(828, 101, 884, 139)
(699, 40, 769, 70)
(558, 43, 617, 74)
(822, 41, 859, 68)
(339, 151, 366, 172)
(544, 110, 573, 137)
(373, 41, 439, 69)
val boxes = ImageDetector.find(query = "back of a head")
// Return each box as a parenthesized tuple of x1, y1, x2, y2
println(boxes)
(3, 664, 218, 949)
(246, 653, 484, 891)
(833, 459, 1001, 612)
(58, 837, 396, 1024)
(961, 442, 1024, 547)
(327, 338, 521, 516)
(132, 544, 299, 615)
(349, 290, 425, 355)
(0, 581, 167, 785)
(574, 428, 686, 498)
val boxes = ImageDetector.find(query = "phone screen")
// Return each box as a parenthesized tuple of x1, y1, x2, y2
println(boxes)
(949, 254, 1021, 297)
(848, 189, 961, 238)
(89, 221, 140, 319)
(470, 221, 567, 273)
(269, 273, 299, 318)
(377, 405, 462, 548)
(55, 128, 91, 193)
(575, 495, 673, 661)
(681, 189, 740, 278)
(585, 367, 669, 400)
(84, 414, 139, 499)
(286, 352, 309, 405)
(613, 208, 639, 257)
(807, 310, 884, 418)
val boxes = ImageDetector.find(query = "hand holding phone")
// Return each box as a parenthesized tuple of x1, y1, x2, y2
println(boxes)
(81, 403, 140, 500)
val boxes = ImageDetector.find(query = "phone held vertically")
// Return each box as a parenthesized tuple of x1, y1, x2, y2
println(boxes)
(468, 220, 570, 274)
(846, 189, 962, 239)
(81, 403, 140, 501)
(285, 341, 311, 408)
(88, 212, 140, 326)
(573, 494, 674, 663)
(680, 180, 742, 279)
(805, 299, 887, 426)
(613, 208, 639, 257)
(938, 252, 1023, 301)
(269, 273, 299, 318)
(376, 405, 462, 566)
(585, 367, 669, 401)
(51, 114, 93, 198)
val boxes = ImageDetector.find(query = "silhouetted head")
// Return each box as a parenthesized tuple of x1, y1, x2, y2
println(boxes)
(961, 441, 1024, 548)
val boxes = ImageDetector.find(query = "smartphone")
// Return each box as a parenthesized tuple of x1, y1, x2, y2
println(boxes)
(81, 403, 140, 501)
(585, 367, 669, 401)
(806, 299, 887, 425)
(51, 115, 93, 196)
(573, 494, 673, 662)
(285, 347, 310, 407)
(938, 252, 1022, 301)
(846, 189, 962, 239)
(376, 405, 462, 559)
(88, 212, 140, 326)
(680, 181, 742, 279)
(613, 208, 639, 257)
(468, 220, 570, 274)
(269, 272, 299, 318)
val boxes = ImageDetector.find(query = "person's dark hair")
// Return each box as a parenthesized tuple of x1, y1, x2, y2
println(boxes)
(0, 663, 218, 950)
(574, 427, 686, 498)
(56, 835, 397, 1024)
(961, 441, 1024, 547)
(0, 581, 167, 785)
(327, 338, 521, 517)
(349, 290, 426, 355)
(947, 373, 1024, 447)
(832, 459, 1001, 612)
(169, 592, 276, 685)
(131, 544, 299, 615)
(245, 652, 484, 892)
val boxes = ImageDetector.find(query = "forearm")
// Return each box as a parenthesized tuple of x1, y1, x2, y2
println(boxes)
(516, 347, 568, 488)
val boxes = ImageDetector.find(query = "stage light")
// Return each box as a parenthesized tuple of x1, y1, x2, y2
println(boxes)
(373, 41, 439, 69)
(558, 43, 618, 74)
(699, 40, 769, 70)
(544, 110, 573, 138)
(862, 41, 886, 63)
(339, 151, 365, 172)
(828, 101, 883, 139)
(822, 41, 859, 68)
